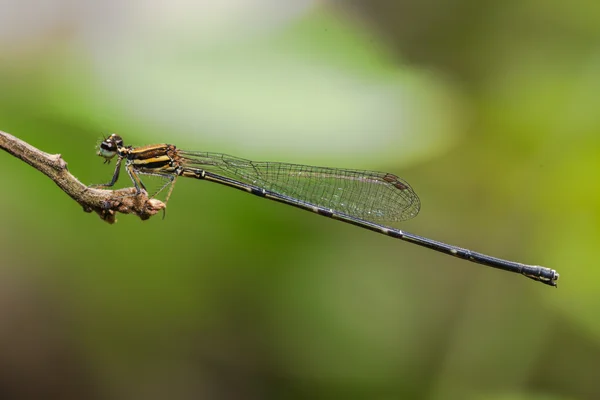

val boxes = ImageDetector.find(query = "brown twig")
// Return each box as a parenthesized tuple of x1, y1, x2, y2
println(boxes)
(0, 130, 165, 223)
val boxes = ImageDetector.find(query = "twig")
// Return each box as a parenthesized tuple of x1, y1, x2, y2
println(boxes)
(0, 130, 165, 223)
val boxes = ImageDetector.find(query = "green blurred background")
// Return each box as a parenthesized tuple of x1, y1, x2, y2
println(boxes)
(0, 1, 598, 399)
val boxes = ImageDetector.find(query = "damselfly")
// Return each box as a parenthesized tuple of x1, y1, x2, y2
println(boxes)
(95, 134, 559, 287)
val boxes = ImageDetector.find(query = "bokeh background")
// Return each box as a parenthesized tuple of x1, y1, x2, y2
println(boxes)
(1, 1, 599, 399)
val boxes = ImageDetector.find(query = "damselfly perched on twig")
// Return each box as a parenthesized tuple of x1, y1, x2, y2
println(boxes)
(95, 134, 559, 287)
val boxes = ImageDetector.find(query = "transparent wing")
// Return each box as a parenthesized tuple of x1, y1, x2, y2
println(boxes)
(178, 151, 420, 223)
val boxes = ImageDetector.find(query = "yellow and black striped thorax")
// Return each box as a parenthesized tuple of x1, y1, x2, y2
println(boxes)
(125, 143, 180, 173)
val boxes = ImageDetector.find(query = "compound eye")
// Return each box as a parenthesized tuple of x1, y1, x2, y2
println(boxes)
(111, 134, 124, 147)
(97, 134, 121, 159)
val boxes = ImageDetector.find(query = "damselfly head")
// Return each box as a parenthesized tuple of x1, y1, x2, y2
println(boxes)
(97, 133, 124, 162)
